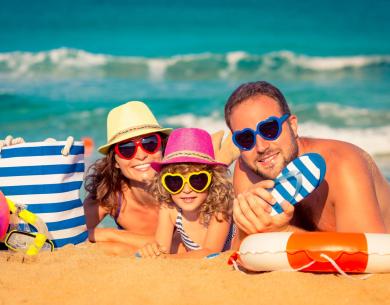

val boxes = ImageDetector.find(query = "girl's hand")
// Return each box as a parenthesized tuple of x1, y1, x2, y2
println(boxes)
(138, 243, 169, 258)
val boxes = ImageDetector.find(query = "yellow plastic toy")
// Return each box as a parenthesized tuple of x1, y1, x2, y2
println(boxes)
(2, 194, 54, 255)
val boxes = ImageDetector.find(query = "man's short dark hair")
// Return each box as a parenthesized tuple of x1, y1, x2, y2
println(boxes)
(224, 81, 291, 129)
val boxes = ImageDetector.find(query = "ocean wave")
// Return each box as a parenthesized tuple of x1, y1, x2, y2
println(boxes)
(1, 48, 389, 80)
(164, 113, 390, 156)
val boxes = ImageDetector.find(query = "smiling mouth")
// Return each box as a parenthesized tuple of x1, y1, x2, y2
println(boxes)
(133, 163, 151, 171)
(258, 152, 278, 165)
(180, 197, 197, 203)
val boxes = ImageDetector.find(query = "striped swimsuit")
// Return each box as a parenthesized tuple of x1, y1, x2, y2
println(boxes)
(175, 210, 235, 251)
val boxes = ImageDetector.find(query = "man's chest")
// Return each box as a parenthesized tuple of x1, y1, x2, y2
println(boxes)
(291, 185, 336, 231)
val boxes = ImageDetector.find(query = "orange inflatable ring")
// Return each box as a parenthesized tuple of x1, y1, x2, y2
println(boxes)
(229, 232, 390, 274)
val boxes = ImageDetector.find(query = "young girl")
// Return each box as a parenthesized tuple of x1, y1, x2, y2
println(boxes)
(138, 128, 235, 258)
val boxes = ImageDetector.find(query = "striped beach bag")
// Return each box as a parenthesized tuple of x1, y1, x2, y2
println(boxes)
(0, 138, 88, 248)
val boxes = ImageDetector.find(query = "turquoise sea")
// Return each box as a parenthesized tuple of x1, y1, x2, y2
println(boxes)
(1, 0, 389, 180)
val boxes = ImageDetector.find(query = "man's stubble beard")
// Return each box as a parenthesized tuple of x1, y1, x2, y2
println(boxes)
(253, 136, 299, 180)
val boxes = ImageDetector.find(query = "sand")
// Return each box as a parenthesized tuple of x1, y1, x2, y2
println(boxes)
(1, 243, 390, 305)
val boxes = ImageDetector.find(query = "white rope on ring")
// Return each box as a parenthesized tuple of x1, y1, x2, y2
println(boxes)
(291, 253, 372, 280)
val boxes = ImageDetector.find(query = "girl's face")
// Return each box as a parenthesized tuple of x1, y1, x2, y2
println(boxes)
(170, 176, 209, 213)
(114, 133, 163, 183)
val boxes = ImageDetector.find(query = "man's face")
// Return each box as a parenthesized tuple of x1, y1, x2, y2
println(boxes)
(229, 96, 299, 179)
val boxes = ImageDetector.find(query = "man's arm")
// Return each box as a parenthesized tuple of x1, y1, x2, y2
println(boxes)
(331, 148, 386, 232)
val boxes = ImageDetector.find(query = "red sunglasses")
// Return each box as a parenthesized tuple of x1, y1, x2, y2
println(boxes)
(114, 133, 162, 160)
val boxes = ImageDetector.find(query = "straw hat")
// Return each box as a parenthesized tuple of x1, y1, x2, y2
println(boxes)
(151, 128, 227, 172)
(98, 101, 172, 154)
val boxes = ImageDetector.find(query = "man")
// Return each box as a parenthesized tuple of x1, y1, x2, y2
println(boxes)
(225, 81, 390, 246)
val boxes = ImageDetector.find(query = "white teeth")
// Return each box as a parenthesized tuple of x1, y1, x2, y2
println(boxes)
(182, 197, 195, 203)
(261, 155, 274, 162)
(134, 164, 150, 169)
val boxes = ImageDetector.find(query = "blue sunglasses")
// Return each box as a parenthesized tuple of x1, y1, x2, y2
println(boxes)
(232, 114, 290, 151)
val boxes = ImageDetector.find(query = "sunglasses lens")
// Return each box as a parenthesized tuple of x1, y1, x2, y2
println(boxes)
(164, 175, 184, 193)
(235, 130, 255, 150)
(258, 120, 279, 140)
(189, 172, 210, 191)
(141, 134, 160, 153)
(118, 142, 136, 158)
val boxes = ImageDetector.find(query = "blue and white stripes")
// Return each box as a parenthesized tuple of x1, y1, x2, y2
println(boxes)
(270, 153, 326, 215)
(175, 211, 201, 251)
(175, 210, 236, 251)
(0, 141, 88, 247)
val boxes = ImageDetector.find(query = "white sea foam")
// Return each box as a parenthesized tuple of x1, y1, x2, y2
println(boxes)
(1, 48, 389, 79)
(219, 51, 249, 78)
(315, 103, 390, 126)
(288, 52, 390, 71)
(163, 113, 390, 156)
(299, 122, 390, 155)
(48, 48, 107, 68)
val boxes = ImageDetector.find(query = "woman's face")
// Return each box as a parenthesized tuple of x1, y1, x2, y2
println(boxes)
(114, 133, 163, 183)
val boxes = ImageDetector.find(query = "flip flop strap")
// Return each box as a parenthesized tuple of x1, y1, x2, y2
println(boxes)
(271, 170, 303, 214)
(274, 170, 303, 201)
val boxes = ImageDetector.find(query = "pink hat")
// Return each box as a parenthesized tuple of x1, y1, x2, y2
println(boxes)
(151, 128, 227, 172)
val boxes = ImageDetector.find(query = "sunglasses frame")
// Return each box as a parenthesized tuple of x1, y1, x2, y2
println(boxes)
(232, 113, 290, 151)
(114, 133, 162, 160)
(161, 170, 212, 195)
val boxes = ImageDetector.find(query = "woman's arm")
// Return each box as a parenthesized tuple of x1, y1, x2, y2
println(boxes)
(83, 194, 155, 247)
(137, 205, 175, 257)
(83, 193, 107, 230)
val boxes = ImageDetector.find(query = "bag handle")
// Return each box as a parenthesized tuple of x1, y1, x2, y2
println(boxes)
(43, 136, 75, 156)
(60, 136, 74, 156)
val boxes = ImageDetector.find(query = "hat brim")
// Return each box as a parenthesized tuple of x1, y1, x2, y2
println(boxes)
(98, 127, 172, 155)
(151, 156, 227, 172)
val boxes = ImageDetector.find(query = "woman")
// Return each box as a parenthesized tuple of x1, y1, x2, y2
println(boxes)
(83, 101, 172, 253)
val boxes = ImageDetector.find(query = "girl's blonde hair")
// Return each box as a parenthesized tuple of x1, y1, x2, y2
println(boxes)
(150, 163, 233, 225)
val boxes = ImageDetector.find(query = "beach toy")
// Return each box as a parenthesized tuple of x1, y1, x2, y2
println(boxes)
(229, 232, 390, 275)
(0, 192, 10, 240)
(1, 192, 54, 255)
(82, 136, 95, 157)
(5, 230, 54, 254)
(269, 153, 326, 215)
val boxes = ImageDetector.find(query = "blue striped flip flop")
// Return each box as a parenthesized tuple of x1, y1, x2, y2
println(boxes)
(270, 153, 326, 216)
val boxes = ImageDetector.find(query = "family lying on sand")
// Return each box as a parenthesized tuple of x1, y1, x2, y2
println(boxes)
(4, 81, 390, 258)
(81, 81, 390, 258)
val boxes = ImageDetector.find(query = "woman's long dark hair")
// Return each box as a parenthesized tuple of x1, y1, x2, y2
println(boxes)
(84, 149, 126, 214)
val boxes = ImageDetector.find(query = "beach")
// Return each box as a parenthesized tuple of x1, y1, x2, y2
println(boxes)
(1, 1, 390, 304)
(1, 244, 390, 305)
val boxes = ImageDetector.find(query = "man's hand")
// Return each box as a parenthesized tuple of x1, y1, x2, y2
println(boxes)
(233, 180, 295, 234)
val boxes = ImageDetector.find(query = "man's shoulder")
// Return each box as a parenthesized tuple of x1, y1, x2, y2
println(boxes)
(301, 137, 371, 173)
(301, 137, 365, 158)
